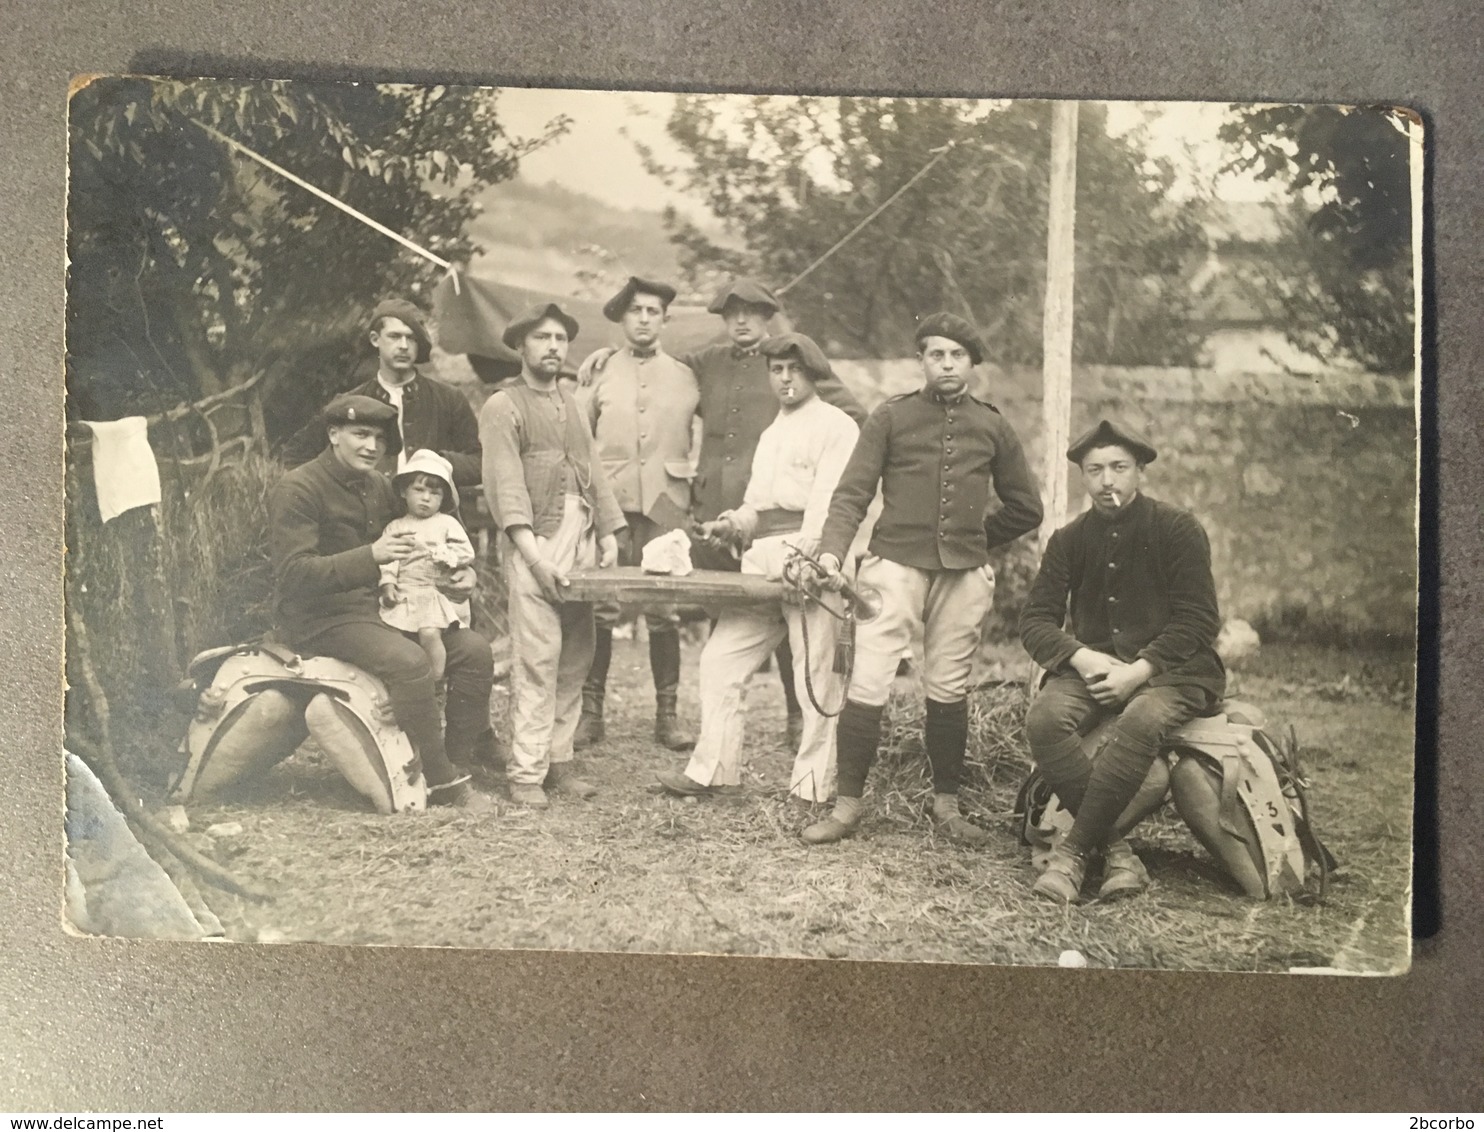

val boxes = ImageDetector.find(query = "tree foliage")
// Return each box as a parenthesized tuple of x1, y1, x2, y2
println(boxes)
(67, 77, 567, 432)
(642, 97, 1209, 365)
(1218, 104, 1415, 374)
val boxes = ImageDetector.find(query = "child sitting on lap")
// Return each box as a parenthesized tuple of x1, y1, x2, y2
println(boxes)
(378, 449, 477, 681)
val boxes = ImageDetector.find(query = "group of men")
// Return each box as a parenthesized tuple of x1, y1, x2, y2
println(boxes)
(268, 274, 1229, 903)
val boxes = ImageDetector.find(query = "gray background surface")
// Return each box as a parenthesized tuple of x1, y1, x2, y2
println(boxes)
(3, 0, 1478, 1111)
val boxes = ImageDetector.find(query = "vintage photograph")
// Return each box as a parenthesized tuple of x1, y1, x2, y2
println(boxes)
(63, 79, 1419, 973)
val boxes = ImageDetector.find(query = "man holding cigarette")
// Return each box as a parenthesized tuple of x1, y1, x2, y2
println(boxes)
(1019, 420, 1226, 902)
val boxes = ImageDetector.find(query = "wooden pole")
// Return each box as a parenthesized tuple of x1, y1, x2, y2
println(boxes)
(1038, 101, 1079, 552)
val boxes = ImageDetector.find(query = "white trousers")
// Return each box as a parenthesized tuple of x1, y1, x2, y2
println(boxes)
(505, 495, 597, 784)
(684, 535, 845, 802)
(845, 555, 996, 708)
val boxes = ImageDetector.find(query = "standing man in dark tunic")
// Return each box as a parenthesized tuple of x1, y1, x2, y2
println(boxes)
(281, 298, 483, 488)
(685, 279, 867, 747)
(1019, 420, 1226, 902)
(480, 303, 626, 808)
(807, 312, 1043, 845)
(268, 393, 497, 812)
(573, 276, 701, 753)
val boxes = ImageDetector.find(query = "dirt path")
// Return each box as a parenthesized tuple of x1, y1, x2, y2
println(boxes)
(185, 638, 1414, 973)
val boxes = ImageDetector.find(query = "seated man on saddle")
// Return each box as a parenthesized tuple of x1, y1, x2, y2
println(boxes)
(1019, 420, 1225, 902)
(267, 393, 497, 812)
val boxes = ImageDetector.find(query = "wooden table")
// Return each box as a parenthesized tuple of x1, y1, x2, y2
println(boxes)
(560, 566, 785, 608)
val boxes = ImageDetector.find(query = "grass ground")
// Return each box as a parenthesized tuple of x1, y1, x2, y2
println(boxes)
(174, 637, 1414, 974)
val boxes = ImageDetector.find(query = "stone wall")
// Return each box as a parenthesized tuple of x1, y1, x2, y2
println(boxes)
(833, 361, 1418, 641)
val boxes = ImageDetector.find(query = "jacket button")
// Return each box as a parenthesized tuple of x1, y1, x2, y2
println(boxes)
(1108, 596, 1117, 603)
(1108, 562, 1117, 569)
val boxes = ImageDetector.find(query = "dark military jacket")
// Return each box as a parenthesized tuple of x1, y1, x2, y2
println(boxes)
(1019, 492, 1226, 697)
(268, 447, 394, 645)
(682, 342, 867, 522)
(281, 372, 482, 486)
(819, 386, 1042, 570)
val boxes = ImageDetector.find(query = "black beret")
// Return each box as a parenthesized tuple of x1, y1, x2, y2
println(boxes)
(369, 298, 432, 364)
(758, 332, 834, 383)
(323, 393, 402, 452)
(1067, 419, 1157, 465)
(706, 277, 781, 316)
(914, 311, 985, 366)
(501, 302, 581, 350)
(603, 276, 678, 322)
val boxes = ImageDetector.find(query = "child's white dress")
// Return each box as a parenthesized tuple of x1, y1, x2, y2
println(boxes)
(378, 512, 476, 633)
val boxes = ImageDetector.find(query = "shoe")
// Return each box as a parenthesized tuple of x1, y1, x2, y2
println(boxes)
(654, 704, 697, 751)
(1097, 839, 1150, 900)
(427, 779, 498, 815)
(656, 769, 714, 797)
(573, 700, 605, 751)
(469, 730, 507, 771)
(933, 813, 991, 846)
(545, 763, 597, 800)
(801, 815, 858, 845)
(508, 783, 550, 808)
(1031, 846, 1088, 903)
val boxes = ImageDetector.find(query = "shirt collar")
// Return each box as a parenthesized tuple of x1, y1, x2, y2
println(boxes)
(628, 345, 659, 360)
(375, 373, 417, 399)
(1087, 490, 1148, 527)
(731, 344, 760, 359)
(923, 384, 968, 406)
(316, 445, 375, 489)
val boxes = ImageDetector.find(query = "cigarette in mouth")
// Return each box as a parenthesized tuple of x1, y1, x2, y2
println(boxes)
(1107, 490, 1121, 507)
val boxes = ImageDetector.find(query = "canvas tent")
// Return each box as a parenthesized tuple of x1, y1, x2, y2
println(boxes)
(432, 272, 731, 374)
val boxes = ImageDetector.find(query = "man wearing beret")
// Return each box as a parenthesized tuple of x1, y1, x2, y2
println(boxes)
(282, 298, 483, 487)
(268, 393, 497, 812)
(808, 312, 1043, 845)
(582, 277, 867, 748)
(1019, 420, 1226, 902)
(573, 277, 701, 753)
(657, 332, 860, 804)
(480, 303, 625, 808)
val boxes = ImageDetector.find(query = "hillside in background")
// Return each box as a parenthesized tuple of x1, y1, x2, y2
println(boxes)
(466, 175, 701, 300)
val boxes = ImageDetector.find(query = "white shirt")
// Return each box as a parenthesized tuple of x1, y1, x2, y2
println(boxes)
(730, 395, 860, 541)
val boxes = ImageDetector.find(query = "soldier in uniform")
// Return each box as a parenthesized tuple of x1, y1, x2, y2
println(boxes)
(808, 312, 1043, 844)
(281, 298, 483, 487)
(1019, 420, 1225, 902)
(479, 303, 625, 808)
(572, 276, 700, 753)
(268, 393, 497, 812)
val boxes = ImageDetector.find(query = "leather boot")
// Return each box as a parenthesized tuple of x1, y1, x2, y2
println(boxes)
(574, 628, 611, 750)
(650, 628, 695, 751)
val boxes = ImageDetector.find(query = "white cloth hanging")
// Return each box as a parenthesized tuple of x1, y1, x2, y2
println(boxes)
(82, 417, 161, 522)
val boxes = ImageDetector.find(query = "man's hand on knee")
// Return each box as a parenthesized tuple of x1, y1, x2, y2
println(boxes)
(1070, 647, 1116, 684)
(1087, 658, 1155, 705)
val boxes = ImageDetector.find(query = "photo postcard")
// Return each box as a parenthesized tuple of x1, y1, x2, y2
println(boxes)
(63, 77, 1420, 974)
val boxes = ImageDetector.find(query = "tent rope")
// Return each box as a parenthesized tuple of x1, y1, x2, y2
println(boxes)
(777, 139, 958, 296)
(186, 116, 461, 293)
